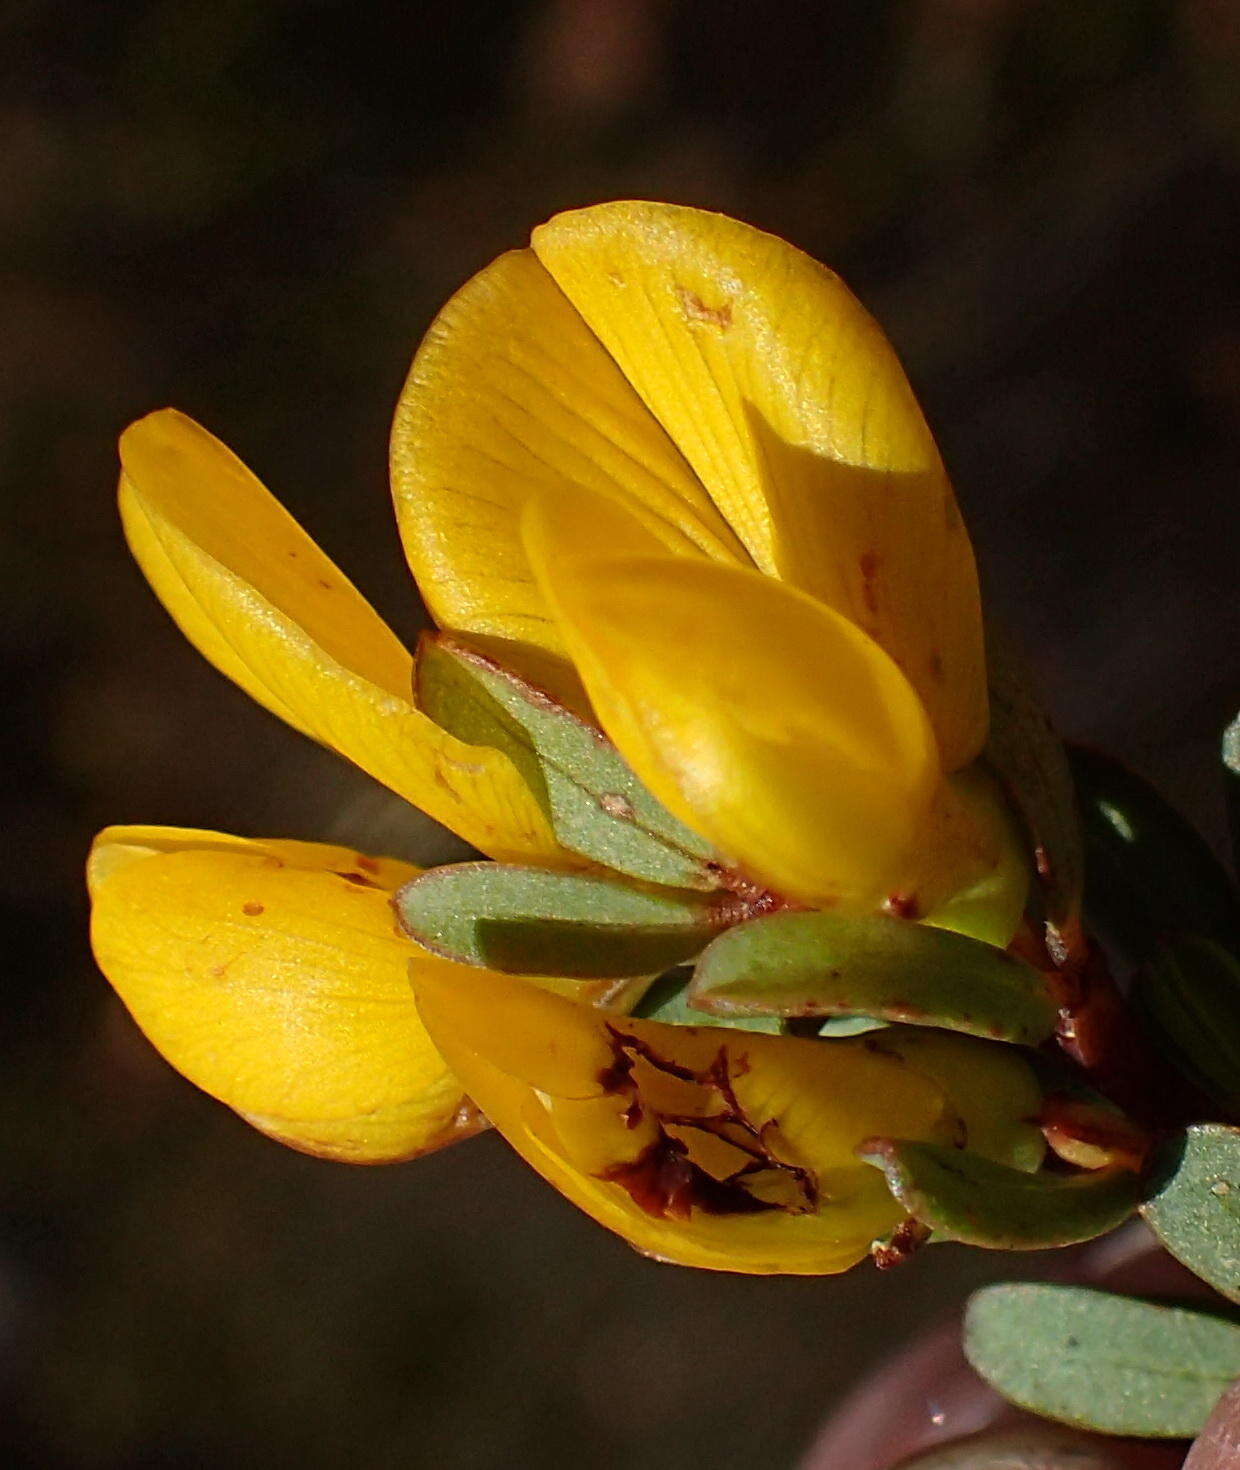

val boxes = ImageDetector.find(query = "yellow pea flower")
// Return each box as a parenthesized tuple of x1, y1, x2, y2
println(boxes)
(411, 966, 1042, 1274)
(89, 201, 1038, 1270)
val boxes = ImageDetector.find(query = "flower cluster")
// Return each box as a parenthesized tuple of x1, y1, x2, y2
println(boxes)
(90, 202, 1067, 1274)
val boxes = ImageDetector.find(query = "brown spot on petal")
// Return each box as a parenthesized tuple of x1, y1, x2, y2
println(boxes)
(601, 1136, 776, 1220)
(335, 869, 380, 889)
(884, 892, 921, 921)
(355, 855, 381, 874)
(675, 284, 732, 330)
(597, 1028, 818, 1220)
(242, 901, 265, 917)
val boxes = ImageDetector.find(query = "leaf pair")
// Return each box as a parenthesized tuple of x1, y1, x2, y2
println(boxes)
(955, 1129, 1240, 1445)
(397, 867, 1059, 1048)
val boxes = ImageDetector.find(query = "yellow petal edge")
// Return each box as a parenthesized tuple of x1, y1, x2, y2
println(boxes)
(119, 410, 563, 865)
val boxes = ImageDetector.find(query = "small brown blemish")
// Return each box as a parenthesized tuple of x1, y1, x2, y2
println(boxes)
(335, 869, 380, 889)
(209, 963, 228, 978)
(858, 550, 881, 616)
(432, 767, 463, 802)
(601, 1137, 776, 1220)
(884, 892, 921, 921)
(317, 578, 333, 590)
(871, 1217, 932, 1271)
(242, 901, 265, 917)
(599, 792, 635, 820)
(928, 651, 944, 682)
(355, 854, 381, 874)
(260, 854, 284, 869)
(597, 1029, 818, 1221)
(675, 284, 732, 330)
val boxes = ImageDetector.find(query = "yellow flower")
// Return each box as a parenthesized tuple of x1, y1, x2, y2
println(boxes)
(89, 201, 1038, 1271)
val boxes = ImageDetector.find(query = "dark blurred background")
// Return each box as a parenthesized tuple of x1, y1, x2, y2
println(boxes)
(3, 2, 1238, 1466)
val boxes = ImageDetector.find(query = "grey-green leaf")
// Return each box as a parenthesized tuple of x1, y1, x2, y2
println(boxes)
(1070, 745, 1240, 959)
(395, 863, 723, 977)
(858, 1141, 1140, 1247)
(892, 1426, 1126, 1469)
(1224, 712, 1240, 881)
(416, 634, 719, 890)
(965, 1283, 1240, 1438)
(690, 912, 1057, 1045)
(1137, 937, 1240, 1119)
(984, 631, 1083, 956)
(632, 972, 782, 1034)
(1142, 1124, 1240, 1303)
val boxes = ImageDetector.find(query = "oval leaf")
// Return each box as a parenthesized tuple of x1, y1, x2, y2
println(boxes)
(395, 863, 722, 977)
(691, 912, 1057, 1045)
(1070, 746, 1240, 959)
(858, 1140, 1140, 1248)
(415, 634, 720, 889)
(1184, 1377, 1240, 1469)
(965, 1284, 1240, 1439)
(984, 632, 1084, 958)
(632, 972, 782, 1034)
(1142, 1124, 1240, 1303)
(1137, 938, 1240, 1119)
(893, 1426, 1127, 1469)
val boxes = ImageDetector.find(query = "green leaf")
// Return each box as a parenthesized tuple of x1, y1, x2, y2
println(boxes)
(984, 632, 1084, 956)
(965, 1283, 1240, 1438)
(892, 1426, 1126, 1469)
(858, 1141, 1140, 1247)
(814, 1014, 891, 1038)
(1224, 712, 1240, 876)
(1142, 1124, 1240, 1303)
(415, 634, 719, 890)
(631, 972, 782, 1033)
(394, 863, 723, 977)
(1137, 937, 1240, 1118)
(690, 912, 1057, 1045)
(1070, 745, 1240, 960)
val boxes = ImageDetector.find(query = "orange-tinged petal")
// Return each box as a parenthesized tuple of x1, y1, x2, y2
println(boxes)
(524, 497, 940, 910)
(119, 409, 561, 864)
(389, 247, 750, 702)
(413, 965, 955, 1274)
(532, 202, 986, 769)
(88, 825, 476, 1163)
